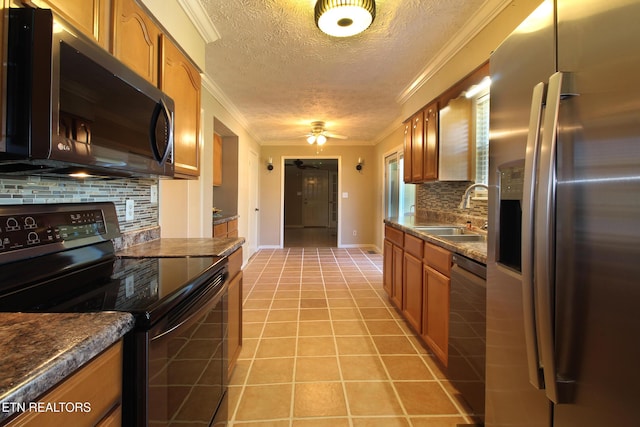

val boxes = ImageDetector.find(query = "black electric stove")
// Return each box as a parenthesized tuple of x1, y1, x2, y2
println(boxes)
(0, 202, 229, 426)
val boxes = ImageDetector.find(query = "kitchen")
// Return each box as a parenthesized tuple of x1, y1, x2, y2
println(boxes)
(1, 0, 639, 426)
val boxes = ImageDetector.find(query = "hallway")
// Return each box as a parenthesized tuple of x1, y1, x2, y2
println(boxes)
(284, 227, 337, 247)
(227, 248, 474, 426)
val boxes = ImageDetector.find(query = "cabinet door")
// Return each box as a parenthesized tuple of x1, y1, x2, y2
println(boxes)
(227, 271, 242, 379)
(403, 252, 423, 333)
(213, 133, 223, 186)
(411, 111, 424, 182)
(383, 240, 394, 297)
(391, 245, 404, 310)
(402, 120, 412, 183)
(160, 35, 201, 178)
(112, 0, 160, 85)
(422, 265, 449, 366)
(35, 0, 110, 48)
(423, 101, 439, 181)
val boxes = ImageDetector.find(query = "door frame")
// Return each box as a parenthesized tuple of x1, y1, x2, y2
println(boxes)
(280, 156, 341, 248)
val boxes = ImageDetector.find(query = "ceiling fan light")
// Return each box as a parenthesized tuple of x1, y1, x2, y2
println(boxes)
(307, 135, 317, 144)
(316, 134, 327, 145)
(315, 0, 376, 38)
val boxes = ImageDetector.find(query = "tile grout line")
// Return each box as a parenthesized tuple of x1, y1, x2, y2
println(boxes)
(287, 247, 306, 427)
(330, 247, 414, 426)
(232, 248, 473, 426)
(230, 248, 289, 425)
(345, 248, 474, 424)
(320, 248, 355, 427)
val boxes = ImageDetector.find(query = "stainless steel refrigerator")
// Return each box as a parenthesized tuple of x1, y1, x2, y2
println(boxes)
(487, 1, 640, 426)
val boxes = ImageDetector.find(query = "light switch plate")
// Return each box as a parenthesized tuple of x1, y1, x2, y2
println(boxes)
(125, 199, 135, 221)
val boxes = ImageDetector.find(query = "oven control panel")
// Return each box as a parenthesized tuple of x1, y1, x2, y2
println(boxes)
(0, 209, 107, 253)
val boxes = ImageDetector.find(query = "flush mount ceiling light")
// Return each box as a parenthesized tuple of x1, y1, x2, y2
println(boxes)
(314, 0, 376, 38)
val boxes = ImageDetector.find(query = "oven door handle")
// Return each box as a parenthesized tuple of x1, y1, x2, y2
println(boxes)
(151, 277, 228, 341)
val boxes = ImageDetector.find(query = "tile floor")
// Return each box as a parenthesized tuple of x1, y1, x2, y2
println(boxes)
(228, 248, 473, 427)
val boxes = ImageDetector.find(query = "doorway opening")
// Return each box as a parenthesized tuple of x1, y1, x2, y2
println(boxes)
(283, 158, 338, 247)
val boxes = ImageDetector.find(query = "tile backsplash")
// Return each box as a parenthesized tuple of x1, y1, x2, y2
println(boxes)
(0, 176, 159, 234)
(416, 181, 488, 227)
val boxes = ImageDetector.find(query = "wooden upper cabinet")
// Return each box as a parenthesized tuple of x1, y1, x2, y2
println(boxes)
(423, 101, 439, 181)
(111, 0, 160, 85)
(160, 34, 201, 178)
(30, 0, 110, 49)
(403, 120, 412, 183)
(411, 111, 424, 183)
(213, 133, 223, 186)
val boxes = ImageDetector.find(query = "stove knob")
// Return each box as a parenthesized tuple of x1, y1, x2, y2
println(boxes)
(24, 216, 37, 229)
(6, 217, 19, 231)
(27, 232, 40, 245)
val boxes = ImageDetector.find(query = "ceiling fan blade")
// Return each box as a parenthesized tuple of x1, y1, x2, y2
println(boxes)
(324, 132, 348, 139)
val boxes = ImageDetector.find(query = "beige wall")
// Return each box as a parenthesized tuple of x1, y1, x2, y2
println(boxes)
(259, 145, 376, 248)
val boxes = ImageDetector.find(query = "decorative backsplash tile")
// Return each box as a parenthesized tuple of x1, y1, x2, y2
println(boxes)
(0, 176, 159, 235)
(416, 181, 488, 227)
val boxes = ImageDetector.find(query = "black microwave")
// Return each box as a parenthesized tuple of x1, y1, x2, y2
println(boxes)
(2, 8, 174, 178)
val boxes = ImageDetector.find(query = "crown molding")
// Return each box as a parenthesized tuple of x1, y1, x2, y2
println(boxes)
(396, 0, 511, 104)
(176, 0, 221, 43)
(201, 73, 263, 143)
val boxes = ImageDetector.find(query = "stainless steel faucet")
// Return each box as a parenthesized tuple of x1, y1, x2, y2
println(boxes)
(459, 183, 489, 209)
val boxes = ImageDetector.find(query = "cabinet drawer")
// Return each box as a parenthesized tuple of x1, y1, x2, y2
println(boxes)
(228, 247, 243, 278)
(424, 242, 452, 276)
(385, 225, 404, 247)
(404, 234, 423, 258)
(227, 219, 238, 233)
(213, 222, 228, 237)
(6, 341, 122, 426)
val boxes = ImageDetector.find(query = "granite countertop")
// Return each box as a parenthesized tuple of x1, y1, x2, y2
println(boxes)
(0, 312, 134, 422)
(115, 237, 245, 258)
(385, 217, 487, 264)
(212, 214, 239, 226)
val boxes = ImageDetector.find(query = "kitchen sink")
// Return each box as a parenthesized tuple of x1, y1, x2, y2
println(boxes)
(413, 226, 466, 235)
(439, 234, 487, 243)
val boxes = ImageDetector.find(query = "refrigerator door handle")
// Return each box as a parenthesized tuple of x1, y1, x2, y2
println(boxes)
(522, 81, 546, 390)
(535, 71, 570, 404)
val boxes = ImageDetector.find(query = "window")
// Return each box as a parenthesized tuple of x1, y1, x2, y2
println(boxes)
(474, 92, 490, 187)
(385, 152, 415, 218)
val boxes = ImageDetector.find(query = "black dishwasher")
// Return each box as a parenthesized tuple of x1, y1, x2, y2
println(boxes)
(448, 254, 486, 426)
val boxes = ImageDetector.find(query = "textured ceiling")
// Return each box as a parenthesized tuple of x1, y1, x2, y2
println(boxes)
(199, 0, 490, 145)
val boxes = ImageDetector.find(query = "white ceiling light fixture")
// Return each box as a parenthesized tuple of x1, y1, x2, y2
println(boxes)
(308, 134, 327, 145)
(315, 0, 376, 38)
(305, 121, 346, 146)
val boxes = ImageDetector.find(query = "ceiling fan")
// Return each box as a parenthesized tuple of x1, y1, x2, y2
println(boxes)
(285, 159, 319, 170)
(305, 121, 347, 145)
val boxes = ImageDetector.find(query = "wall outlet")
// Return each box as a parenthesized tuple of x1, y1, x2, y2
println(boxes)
(125, 199, 135, 221)
(150, 185, 158, 204)
(352, 230, 357, 236)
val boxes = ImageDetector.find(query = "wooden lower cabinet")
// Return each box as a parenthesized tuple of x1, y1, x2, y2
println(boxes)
(422, 265, 450, 366)
(403, 252, 423, 333)
(383, 225, 454, 366)
(213, 219, 238, 237)
(227, 247, 243, 380)
(383, 239, 404, 311)
(6, 341, 123, 426)
(422, 241, 453, 366)
(213, 218, 238, 238)
(383, 225, 405, 310)
(391, 245, 404, 310)
(383, 240, 393, 297)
